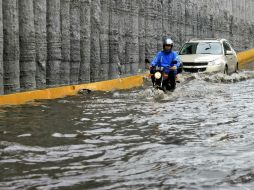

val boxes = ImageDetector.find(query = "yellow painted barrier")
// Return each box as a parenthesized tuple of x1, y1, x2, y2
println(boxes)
(237, 48, 254, 65)
(0, 74, 147, 106)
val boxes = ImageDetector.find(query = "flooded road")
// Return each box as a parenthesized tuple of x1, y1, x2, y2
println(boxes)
(1, 66, 254, 189)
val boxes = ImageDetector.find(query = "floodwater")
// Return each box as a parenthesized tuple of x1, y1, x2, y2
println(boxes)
(0, 65, 254, 190)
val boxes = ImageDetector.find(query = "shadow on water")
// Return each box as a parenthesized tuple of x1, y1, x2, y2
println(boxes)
(0, 66, 254, 189)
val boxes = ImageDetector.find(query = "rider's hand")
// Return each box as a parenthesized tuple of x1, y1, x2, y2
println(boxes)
(150, 66, 155, 73)
(150, 66, 155, 70)
(170, 66, 177, 71)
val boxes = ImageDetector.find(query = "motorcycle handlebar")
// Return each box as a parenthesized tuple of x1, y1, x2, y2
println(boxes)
(152, 66, 177, 71)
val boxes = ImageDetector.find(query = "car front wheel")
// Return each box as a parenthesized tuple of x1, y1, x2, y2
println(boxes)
(235, 63, 239, 73)
(224, 65, 229, 75)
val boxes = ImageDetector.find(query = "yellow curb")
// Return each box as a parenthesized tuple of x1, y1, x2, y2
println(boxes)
(0, 74, 148, 106)
(237, 48, 254, 65)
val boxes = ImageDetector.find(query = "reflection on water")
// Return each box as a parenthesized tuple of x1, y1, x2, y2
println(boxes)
(0, 67, 254, 190)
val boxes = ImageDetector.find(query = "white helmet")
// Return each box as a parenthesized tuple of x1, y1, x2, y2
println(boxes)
(163, 37, 174, 47)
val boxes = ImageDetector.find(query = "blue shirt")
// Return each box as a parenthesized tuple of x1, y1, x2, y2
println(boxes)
(151, 51, 181, 68)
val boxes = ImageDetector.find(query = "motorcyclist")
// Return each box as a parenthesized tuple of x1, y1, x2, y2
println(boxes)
(150, 37, 181, 90)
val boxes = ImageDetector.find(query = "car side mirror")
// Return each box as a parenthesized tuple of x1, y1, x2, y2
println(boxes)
(225, 50, 233, 55)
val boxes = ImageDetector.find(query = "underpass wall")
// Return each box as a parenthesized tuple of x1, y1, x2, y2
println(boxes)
(0, 0, 253, 94)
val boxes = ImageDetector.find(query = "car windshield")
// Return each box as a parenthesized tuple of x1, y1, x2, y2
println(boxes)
(179, 42, 223, 55)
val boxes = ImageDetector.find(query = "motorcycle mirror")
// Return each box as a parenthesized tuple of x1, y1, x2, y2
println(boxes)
(145, 58, 150, 70)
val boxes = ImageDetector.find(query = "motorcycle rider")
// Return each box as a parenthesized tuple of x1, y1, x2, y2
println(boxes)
(150, 37, 181, 90)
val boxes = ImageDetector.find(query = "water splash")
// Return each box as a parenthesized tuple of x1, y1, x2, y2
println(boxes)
(187, 71, 254, 83)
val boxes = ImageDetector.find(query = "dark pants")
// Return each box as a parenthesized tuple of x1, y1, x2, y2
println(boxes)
(166, 71, 176, 90)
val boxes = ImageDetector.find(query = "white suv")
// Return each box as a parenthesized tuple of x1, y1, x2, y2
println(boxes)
(178, 39, 238, 74)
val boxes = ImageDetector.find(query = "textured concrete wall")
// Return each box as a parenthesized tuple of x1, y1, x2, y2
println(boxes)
(19, 0, 36, 91)
(60, 0, 71, 85)
(0, 0, 254, 94)
(79, 0, 91, 83)
(47, 0, 61, 86)
(34, 0, 47, 89)
(3, 0, 20, 94)
(0, 0, 3, 94)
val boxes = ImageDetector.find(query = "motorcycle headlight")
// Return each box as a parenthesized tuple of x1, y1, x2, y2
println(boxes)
(154, 72, 162, 79)
(208, 59, 222, 66)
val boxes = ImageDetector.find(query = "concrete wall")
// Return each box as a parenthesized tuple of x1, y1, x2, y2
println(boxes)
(0, 0, 254, 94)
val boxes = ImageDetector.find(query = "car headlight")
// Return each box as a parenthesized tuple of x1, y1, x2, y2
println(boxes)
(208, 59, 223, 66)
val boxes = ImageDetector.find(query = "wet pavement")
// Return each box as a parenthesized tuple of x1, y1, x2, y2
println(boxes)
(0, 64, 254, 190)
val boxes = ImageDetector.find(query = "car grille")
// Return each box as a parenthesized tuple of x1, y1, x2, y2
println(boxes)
(184, 68, 207, 73)
(183, 62, 208, 66)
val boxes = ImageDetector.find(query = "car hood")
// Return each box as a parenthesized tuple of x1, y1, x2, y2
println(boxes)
(179, 54, 223, 63)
